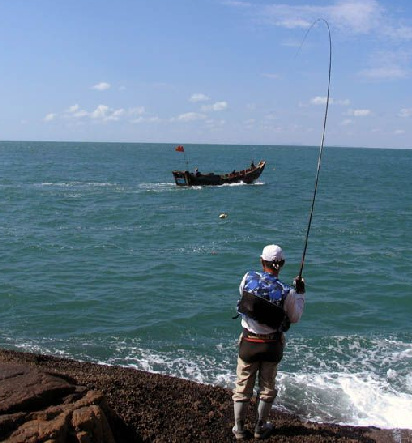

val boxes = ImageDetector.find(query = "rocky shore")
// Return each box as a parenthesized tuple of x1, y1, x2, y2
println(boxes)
(1, 348, 411, 442)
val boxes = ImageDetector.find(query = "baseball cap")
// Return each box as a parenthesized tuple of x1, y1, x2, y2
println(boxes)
(260, 244, 285, 262)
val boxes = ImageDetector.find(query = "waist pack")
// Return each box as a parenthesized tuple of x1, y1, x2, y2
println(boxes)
(239, 334, 284, 363)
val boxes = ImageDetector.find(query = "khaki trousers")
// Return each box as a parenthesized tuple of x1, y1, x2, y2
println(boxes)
(232, 356, 278, 403)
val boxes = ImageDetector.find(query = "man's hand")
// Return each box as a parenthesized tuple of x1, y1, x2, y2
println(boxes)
(294, 276, 305, 294)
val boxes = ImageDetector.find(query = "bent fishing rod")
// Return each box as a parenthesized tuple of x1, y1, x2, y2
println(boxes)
(298, 18, 332, 281)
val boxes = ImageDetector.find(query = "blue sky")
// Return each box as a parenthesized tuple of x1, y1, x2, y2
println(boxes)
(1, 0, 411, 149)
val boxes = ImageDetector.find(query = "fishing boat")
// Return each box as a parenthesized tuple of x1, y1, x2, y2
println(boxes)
(172, 160, 266, 187)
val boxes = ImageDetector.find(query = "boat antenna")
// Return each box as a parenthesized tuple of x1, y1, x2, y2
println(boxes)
(298, 18, 332, 280)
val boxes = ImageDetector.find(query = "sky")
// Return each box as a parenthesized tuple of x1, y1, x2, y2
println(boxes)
(0, 0, 411, 149)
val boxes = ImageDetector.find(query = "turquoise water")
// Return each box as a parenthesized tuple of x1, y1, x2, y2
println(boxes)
(0, 141, 411, 429)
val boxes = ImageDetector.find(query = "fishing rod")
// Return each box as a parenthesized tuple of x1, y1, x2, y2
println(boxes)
(298, 18, 332, 280)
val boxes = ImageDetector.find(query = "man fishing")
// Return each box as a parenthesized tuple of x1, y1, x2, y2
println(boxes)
(232, 244, 305, 440)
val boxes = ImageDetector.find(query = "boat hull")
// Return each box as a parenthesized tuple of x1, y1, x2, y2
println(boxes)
(172, 161, 265, 187)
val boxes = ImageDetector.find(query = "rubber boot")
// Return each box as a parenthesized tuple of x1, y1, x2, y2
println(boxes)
(254, 400, 274, 439)
(232, 401, 248, 440)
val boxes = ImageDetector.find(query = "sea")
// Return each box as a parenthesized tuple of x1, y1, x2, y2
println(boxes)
(0, 141, 411, 430)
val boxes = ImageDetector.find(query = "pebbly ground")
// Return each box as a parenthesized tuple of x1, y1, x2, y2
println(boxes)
(0, 348, 410, 443)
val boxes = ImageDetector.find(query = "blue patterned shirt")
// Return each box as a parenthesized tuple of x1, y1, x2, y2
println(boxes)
(239, 271, 304, 334)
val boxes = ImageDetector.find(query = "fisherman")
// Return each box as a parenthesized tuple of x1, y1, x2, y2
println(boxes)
(232, 244, 305, 440)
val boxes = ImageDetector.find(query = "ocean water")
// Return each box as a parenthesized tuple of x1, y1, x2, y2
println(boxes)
(0, 141, 411, 430)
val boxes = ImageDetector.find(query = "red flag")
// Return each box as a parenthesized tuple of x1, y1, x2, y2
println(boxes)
(175, 145, 184, 152)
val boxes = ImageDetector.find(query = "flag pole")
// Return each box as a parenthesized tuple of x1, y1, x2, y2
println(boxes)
(175, 145, 189, 170)
(184, 151, 189, 170)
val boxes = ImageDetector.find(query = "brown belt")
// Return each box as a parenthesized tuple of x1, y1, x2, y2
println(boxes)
(242, 328, 280, 342)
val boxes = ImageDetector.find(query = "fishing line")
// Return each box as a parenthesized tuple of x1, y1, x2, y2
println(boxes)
(298, 18, 332, 280)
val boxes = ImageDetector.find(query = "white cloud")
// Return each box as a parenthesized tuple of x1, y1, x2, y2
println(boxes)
(347, 109, 371, 116)
(336, 98, 351, 106)
(67, 104, 80, 113)
(222, 0, 251, 7)
(310, 96, 350, 106)
(91, 82, 111, 91)
(176, 112, 207, 122)
(394, 129, 405, 135)
(44, 113, 56, 122)
(341, 118, 353, 125)
(129, 106, 146, 116)
(259, 1, 384, 35)
(214, 101, 228, 111)
(52, 103, 141, 123)
(262, 73, 280, 79)
(311, 96, 328, 105)
(130, 115, 160, 124)
(89, 105, 126, 121)
(399, 108, 412, 118)
(229, 0, 412, 42)
(385, 25, 412, 40)
(327, 0, 383, 34)
(201, 101, 228, 111)
(259, 4, 313, 28)
(359, 66, 408, 79)
(205, 118, 226, 129)
(359, 49, 411, 80)
(65, 104, 89, 118)
(107, 109, 125, 121)
(278, 18, 312, 29)
(91, 105, 109, 119)
(280, 39, 303, 48)
(73, 110, 89, 118)
(189, 93, 210, 103)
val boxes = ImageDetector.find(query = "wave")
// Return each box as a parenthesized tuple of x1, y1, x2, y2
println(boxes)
(280, 335, 412, 429)
(37, 182, 119, 188)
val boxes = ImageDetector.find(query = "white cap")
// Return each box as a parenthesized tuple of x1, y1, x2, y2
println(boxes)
(260, 244, 285, 262)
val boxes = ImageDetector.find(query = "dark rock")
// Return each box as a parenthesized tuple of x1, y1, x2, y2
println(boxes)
(0, 364, 76, 415)
(0, 362, 117, 442)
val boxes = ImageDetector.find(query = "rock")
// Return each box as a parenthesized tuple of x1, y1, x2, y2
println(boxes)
(0, 363, 116, 443)
(0, 364, 75, 415)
